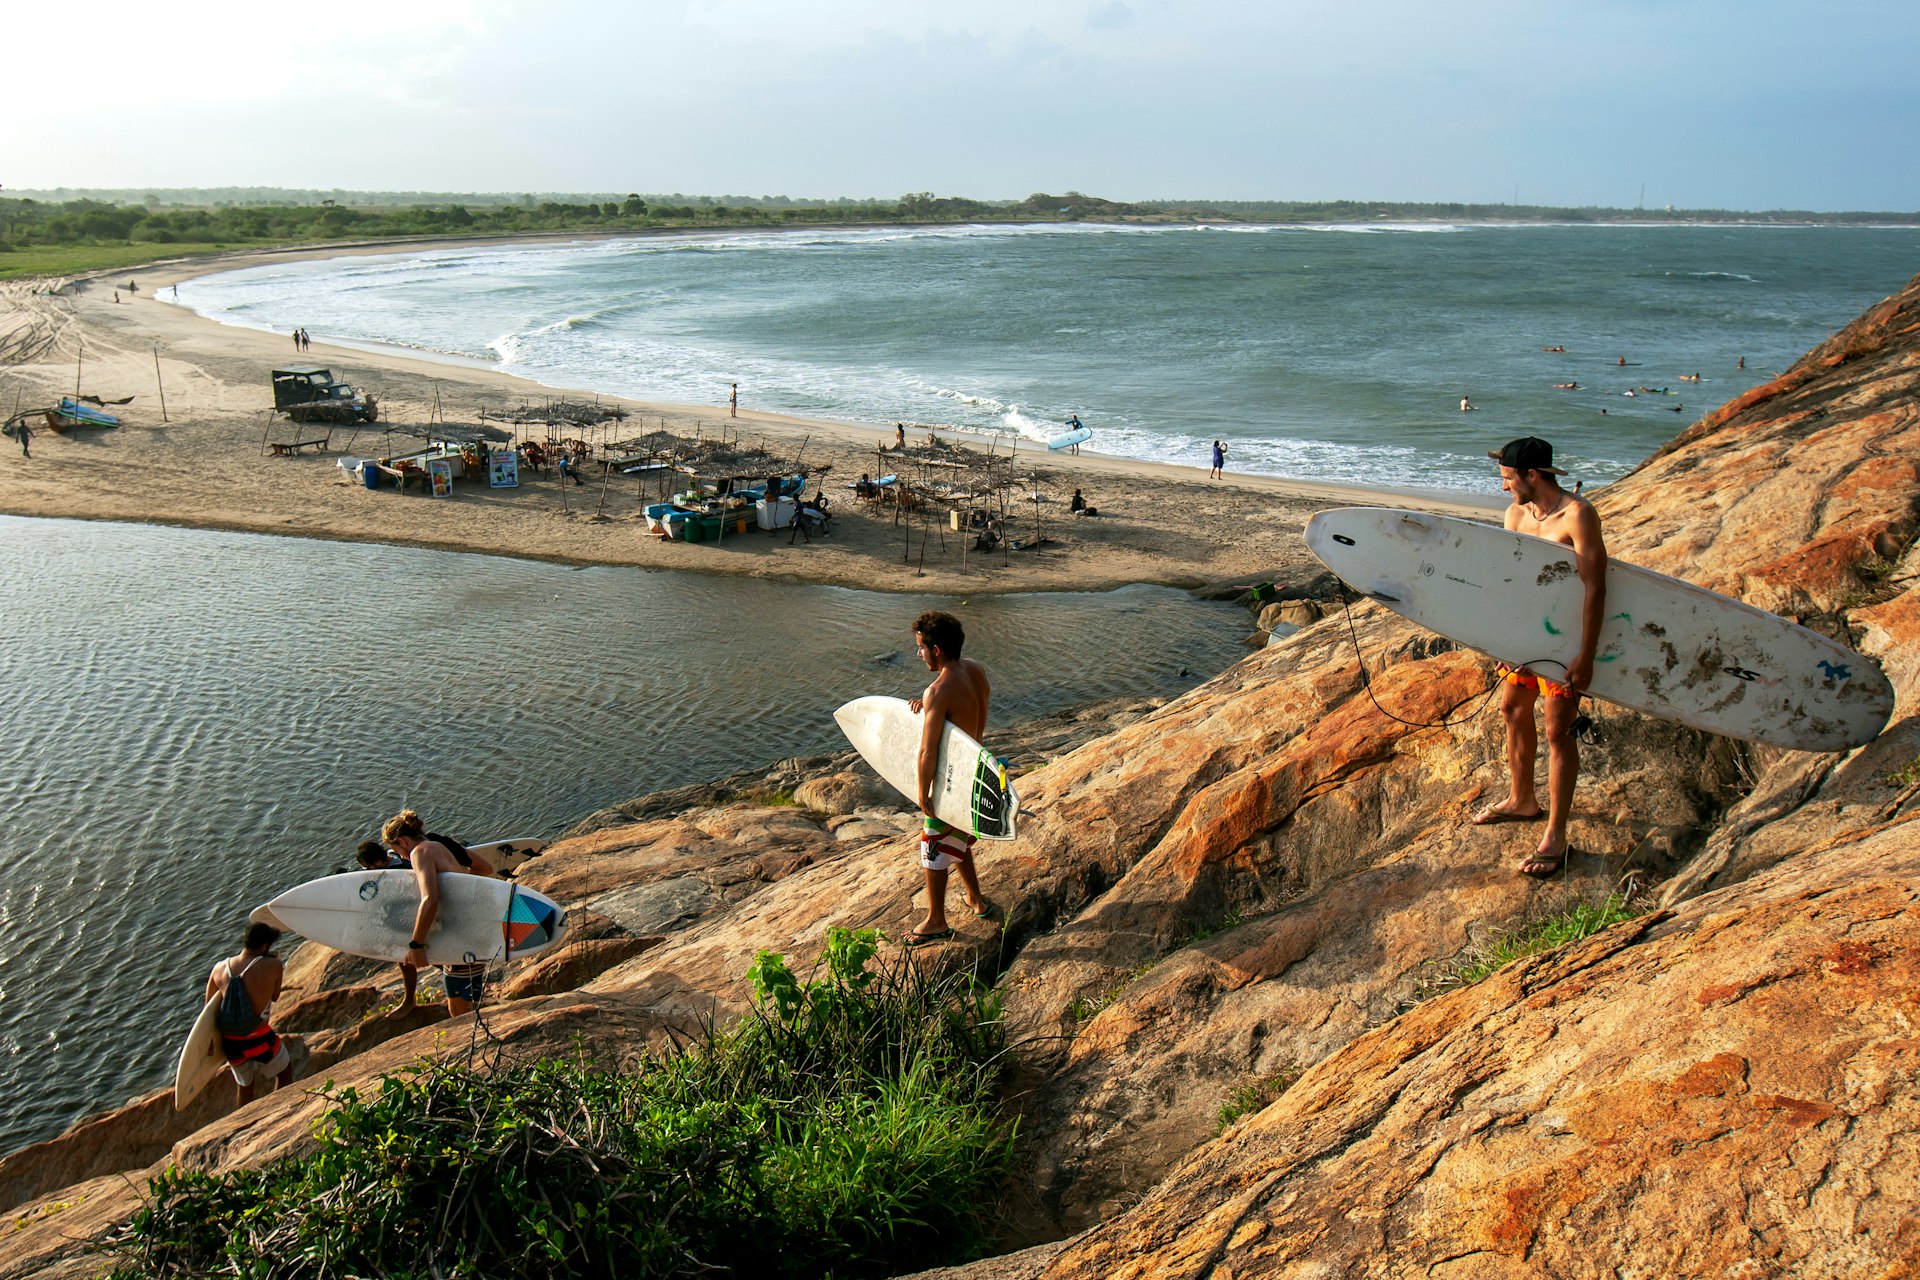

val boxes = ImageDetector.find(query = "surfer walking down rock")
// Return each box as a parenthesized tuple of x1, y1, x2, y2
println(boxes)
(905, 610, 993, 945)
(383, 810, 495, 1016)
(1473, 437, 1608, 877)
(205, 922, 293, 1106)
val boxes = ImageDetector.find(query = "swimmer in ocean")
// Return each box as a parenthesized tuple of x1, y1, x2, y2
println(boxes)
(1553, 382, 1580, 390)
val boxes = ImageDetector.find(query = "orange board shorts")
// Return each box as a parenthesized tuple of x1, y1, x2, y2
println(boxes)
(1497, 662, 1577, 700)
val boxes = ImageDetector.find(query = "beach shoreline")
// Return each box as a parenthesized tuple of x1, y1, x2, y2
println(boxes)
(0, 239, 1501, 595)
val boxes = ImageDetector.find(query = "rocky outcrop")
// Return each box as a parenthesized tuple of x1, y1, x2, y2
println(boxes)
(6, 273, 1920, 1278)
(1018, 826, 1920, 1279)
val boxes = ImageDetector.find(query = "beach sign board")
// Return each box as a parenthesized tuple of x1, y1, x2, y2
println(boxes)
(489, 450, 519, 488)
(427, 457, 453, 497)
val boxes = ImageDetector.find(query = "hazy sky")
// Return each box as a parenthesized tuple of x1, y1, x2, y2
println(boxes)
(11, 0, 1917, 209)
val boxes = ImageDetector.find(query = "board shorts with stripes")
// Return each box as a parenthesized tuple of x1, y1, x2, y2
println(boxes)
(920, 817, 976, 872)
(1496, 662, 1576, 700)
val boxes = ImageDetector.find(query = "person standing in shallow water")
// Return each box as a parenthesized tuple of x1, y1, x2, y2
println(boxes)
(903, 610, 992, 945)
(1209, 439, 1226, 479)
(1471, 437, 1608, 877)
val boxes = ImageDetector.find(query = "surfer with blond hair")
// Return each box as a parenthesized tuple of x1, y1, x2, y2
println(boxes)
(1473, 437, 1608, 876)
(382, 809, 493, 1016)
(904, 610, 992, 944)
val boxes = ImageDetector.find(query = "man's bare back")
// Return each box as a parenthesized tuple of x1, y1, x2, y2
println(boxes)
(914, 658, 989, 743)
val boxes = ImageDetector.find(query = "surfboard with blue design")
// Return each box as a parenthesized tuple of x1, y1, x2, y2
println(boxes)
(251, 872, 568, 966)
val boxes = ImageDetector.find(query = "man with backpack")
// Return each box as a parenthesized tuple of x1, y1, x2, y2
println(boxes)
(205, 922, 294, 1106)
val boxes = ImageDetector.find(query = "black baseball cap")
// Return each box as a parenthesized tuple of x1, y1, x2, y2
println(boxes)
(1488, 437, 1566, 475)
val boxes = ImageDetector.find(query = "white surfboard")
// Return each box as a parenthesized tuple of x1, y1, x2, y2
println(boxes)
(834, 695, 1018, 839)
(1048, 426, 1092, 451)
(465, 837, 547, 875)
(1305, 507, 1894, 752)
(173, 995, 226, 1111)
(250, 871, 568, 966)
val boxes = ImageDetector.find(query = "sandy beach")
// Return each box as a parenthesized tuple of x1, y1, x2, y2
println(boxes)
(0, 241, 1498, 594)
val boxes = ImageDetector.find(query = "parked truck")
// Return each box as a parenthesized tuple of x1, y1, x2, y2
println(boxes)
(271, 366, 379, 425)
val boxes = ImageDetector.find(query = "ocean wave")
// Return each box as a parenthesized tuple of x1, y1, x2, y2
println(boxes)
(1000, 408, 1060, 442)
(1671, 270, 1761, 284)
(1297, 223, 1469, 234)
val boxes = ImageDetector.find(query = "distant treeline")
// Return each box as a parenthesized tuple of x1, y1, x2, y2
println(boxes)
(1, 187, 1910, 255)
(0, 191, 1151, 252)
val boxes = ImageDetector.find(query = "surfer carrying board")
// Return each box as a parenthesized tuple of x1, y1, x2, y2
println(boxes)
(905, 610, 993, 945)
(204, 923, 293, 1106)
(382, 810, 495, 1016)
(1476, 437, 1608, 877)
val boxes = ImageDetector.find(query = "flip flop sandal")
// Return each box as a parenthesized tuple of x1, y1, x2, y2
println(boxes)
(901, 928, 955, 948)
(1520, 850, 1568, 878)
(1472, 806, 1545, 826)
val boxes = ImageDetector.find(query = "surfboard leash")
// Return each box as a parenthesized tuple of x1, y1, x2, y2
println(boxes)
(1334, 585, 1509, 730)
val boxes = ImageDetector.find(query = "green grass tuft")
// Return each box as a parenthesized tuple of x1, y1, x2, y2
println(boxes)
(1416, 891, 1644, 1002)
(1179, 911, 1243, 947)
(1215, 1064, 1304, 1133)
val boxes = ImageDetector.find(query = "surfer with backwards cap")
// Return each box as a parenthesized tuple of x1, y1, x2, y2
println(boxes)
(904, 610, 993, 945)
(1474, 437, 1608, 877)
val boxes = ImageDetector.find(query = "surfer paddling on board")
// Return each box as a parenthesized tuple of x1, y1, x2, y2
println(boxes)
(905, 610, 993, 945)
(383, 810, 495, 1017)
(1475, 437, 1608, 877)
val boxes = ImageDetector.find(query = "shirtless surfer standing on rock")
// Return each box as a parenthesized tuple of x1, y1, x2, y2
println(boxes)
(1473, 437, 1608, 877)
(905, 610, 993, 945)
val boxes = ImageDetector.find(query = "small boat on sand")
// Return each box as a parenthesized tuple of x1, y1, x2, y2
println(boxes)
(47, 398, 122, 432)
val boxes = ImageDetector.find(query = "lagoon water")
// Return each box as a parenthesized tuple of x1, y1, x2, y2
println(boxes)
(184, 222, 1920, 492)
(0, 516, 1247, 1153)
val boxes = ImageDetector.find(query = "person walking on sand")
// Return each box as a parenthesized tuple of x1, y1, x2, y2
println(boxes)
(1471, 438, 1608, 877)
(729, 382, 738, 418)
(903, 610, 993, 946)
(205, 922, 294, 1106)
(16, 419, 30, 459)
(1210, 439, 1227, 479)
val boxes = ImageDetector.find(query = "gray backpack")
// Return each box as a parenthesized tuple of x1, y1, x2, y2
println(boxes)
(215, 960, 260, 1036)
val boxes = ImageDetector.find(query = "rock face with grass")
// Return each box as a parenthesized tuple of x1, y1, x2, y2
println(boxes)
(5, 273, 1920, 1279)
(1010, 824, 1920, 1280)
